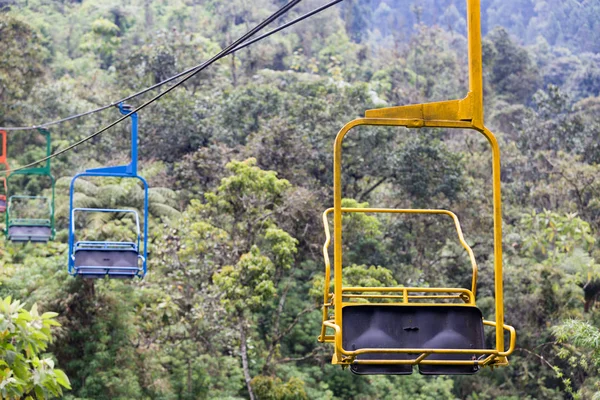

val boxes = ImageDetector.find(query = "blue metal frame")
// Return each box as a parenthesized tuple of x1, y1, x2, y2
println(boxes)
(67, 104, 149, 278)
(70, 208, 144, 276)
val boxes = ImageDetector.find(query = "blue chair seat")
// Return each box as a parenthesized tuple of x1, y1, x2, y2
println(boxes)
(8, 225, 52, 243)
(73, 242, 142, 279)
(342, 305, 484, 375)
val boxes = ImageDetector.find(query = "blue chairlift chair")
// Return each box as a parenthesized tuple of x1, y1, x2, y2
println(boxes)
(67, 103, 149, 279)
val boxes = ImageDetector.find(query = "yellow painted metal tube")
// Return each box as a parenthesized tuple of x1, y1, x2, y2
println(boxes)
(323, 207, 479, 298)
(341, 347, 498, 356)
(322, 318, 514, 358)
(332, 120, 506, 359)
(342, 287, 472, 293)
(322, 319, 511, 366)
(342, 294, 465, 300)
(323, 320, 343, 363)
(467, 0, 484, 128)
(481, 127, 505, 353)
(341, 303, 476, 308)
(355, 353, 500, 367)
(319, 210, 333, 342)
(342, 285, 475, 297)
(354, 359, 482, 366)
(323, 0, 510, 367)
(483, 320, 516, 356)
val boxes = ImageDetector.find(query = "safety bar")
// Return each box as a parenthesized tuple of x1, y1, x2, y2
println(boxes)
(320, 318, 515, 367)
(74, 266, 142, 271)
(341, 287, 475, 304)
(9, 218, 51, 226)
(73, 266, 144, 278)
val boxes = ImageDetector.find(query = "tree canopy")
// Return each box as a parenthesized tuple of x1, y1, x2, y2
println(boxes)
(1, 0, 600, 399)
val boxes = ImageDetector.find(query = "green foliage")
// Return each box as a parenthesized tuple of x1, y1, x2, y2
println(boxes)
(485, 27, 540, 103)
(0, 296, 70, 399)
(391, 136, 465, 206)
(251, 375, 309, 400)
(0, 14, 48, 123)
(80, 18, 121, 68)
(1, 1, 600, 399)
(553, 320, 600, 367)
(215, 246, 277, 314)
(520, 210, 596, 264)
(206, 158, 291, 215)
(343, 265, 397, 288)
(552, 320, 600, 399)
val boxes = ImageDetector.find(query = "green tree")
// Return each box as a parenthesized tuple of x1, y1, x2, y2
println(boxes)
(552, 319, 600, 399)
(79, 18, 122, 69)
(208, 159, 301, 400)
(486, 27, 540, 103)
(0, 14, 48, 125)
(0, 296, 70, 399)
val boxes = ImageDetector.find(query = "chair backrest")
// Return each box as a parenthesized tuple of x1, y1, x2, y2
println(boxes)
(7, 195, 52, 226)
(69, 208, 141, 250)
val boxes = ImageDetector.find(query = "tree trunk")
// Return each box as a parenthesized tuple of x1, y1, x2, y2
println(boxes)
(239, 319, 255, 400)
(231, 52, 238, 87)
(227, 27, 237, 87)
(187, 356, 192, 399)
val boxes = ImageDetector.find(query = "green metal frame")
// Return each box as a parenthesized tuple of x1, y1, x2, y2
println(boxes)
(5, 128, 56, 240)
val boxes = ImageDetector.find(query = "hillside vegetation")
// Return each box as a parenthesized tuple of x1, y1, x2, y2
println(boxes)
(1, 0, 600, 399)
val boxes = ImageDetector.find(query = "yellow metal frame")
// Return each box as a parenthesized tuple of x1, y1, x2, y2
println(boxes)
(318, 0, 515, 370)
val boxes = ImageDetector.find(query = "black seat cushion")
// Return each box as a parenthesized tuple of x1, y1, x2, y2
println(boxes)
(74, 249, 140, 279)
(342, 305, 484, 375)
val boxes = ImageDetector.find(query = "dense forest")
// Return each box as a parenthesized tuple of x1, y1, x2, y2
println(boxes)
(1, 0, 600, 398)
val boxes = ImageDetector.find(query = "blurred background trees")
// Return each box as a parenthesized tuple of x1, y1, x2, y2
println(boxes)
(1, 0, 600, 398)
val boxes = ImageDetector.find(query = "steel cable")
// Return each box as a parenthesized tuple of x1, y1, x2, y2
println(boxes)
(2, 0, 310, 174)
(1, 0, 343, 131)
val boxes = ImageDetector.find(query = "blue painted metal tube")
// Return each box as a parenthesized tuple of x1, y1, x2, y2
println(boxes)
(67, 104, 149, 278)
(67, 173, 149, 276)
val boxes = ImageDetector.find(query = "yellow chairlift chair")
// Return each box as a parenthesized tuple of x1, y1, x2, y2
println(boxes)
(317, 0, 515, 375)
